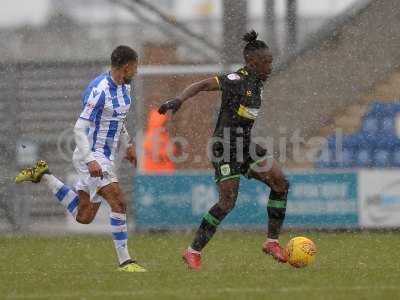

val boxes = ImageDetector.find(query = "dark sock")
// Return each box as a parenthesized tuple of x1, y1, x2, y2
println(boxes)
(191, 205, 228, 251)
(267, 190, 288, 239)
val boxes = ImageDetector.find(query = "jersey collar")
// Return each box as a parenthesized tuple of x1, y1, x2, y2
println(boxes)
(238, 67, 263, 85)
(106, 71, 118, 88)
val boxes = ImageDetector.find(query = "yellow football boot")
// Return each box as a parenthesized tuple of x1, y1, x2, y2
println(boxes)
(15, 160, 49, 183)
(118, 260, 147, 273)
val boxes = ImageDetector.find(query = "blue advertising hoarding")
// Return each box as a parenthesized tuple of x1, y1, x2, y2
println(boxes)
(134, 172, 358, 229)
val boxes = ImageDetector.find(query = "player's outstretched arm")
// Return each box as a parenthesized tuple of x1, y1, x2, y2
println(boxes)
(158, 77, 219, 114)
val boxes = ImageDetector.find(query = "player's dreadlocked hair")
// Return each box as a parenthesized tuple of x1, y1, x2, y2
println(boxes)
(111, 45, 138, 68)
(242, 30, 268, 61)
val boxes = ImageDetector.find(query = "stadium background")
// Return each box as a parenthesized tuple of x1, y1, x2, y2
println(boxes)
(1, 0, 399, 231)
(1, 1, 400, 299)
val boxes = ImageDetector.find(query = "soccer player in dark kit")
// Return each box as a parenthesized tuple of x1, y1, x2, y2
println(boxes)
(158, 30, 290, 271)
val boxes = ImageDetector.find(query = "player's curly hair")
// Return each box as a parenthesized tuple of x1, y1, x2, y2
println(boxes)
(111, 45, 138, 67)
(243, 30, 269, 61)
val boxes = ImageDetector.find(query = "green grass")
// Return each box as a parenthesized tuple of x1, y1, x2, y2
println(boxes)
(1, 231, 399, 300)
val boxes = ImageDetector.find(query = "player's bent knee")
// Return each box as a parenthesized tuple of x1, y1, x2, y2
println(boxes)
(276, 178, 290, 195)
(76, 206, 97, 224)
(76, 214, 94, 224)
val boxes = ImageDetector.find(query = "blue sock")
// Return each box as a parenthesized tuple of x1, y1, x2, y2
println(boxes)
(42, 174, 80, 218)
(110, 212, 131, 265)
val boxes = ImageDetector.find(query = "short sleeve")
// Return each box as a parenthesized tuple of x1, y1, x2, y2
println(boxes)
(216, 73, 244, 93)
(79, 88, 105, 122)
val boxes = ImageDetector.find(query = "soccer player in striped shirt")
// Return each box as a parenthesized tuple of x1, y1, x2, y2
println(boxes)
(15, 45, 146, 272)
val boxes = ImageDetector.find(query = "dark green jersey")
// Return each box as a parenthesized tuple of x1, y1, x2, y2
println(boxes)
(214, 67, 264, 146)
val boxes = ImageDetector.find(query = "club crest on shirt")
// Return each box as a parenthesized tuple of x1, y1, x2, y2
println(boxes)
(220, 164, 231, 176)
(92, 89, 99, 98)
(227, 73, 241, 81)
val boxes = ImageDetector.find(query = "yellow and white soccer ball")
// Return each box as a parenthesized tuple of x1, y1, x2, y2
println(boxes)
(285, 237, 317, 268)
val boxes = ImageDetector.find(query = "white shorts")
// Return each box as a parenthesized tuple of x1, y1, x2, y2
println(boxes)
(72, 153, 118, 203)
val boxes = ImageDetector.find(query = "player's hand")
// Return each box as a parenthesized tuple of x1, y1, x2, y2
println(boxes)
(87, 160, 103, 178)
(158, 98, 182, 114)
(125, 145, 137, 167)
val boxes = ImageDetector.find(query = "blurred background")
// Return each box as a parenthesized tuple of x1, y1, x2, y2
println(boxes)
(1, 0, 400, 233)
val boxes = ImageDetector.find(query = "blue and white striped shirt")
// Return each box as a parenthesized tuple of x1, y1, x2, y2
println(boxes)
(79, 72, 132, 161)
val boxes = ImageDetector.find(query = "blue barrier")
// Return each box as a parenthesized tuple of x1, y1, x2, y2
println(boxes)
(134, 172, 358, 229)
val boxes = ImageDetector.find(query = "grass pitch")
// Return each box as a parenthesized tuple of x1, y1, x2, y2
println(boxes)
(1, 231, 399, 300)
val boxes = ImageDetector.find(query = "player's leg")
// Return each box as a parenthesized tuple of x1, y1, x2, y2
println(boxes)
(97, 182, 146, 272)
(75, 190, 100, 224)
(247, 157, 289, 262)
(191, 178, 240, 251)
(15, 160, 99, 222)
(183, 176, 240, 271)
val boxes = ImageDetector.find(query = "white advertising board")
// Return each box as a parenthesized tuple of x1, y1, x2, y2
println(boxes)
(359, 170, 400, 228)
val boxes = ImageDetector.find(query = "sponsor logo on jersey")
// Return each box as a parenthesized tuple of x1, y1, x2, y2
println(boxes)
(227, 73, 241, 81)
(237, 104, 259, 120)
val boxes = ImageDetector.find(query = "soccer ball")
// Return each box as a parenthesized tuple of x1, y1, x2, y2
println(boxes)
(285, 237, 317, 268)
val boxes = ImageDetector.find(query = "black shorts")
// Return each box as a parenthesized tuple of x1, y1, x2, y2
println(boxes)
(211, 141, 272, 183)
